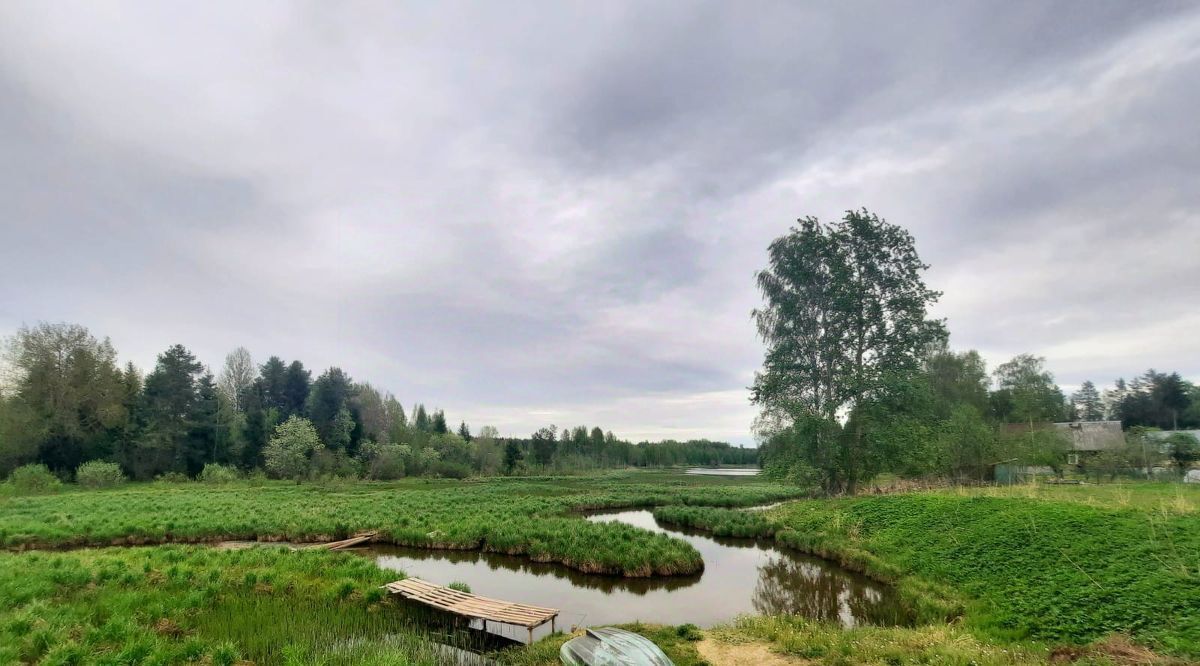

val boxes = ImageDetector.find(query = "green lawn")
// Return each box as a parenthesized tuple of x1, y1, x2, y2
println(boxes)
(653, 481, 1200, 661)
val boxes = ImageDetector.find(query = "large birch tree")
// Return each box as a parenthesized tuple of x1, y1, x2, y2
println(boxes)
(752, 210, 944, 493)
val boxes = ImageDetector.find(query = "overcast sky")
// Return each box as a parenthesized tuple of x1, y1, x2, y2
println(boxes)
(2, 2, 1198, 444)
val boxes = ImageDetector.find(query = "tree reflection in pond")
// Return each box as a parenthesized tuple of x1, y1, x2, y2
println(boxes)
(753, 555, 905, 627)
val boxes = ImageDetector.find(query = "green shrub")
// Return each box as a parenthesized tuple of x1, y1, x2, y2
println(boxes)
(198, 464, 240, 484)
(7, 464, 61, 494)
(363, 443, 409, 480)
(76, 461, 126, 489)
(431, 461, 472, 479)
(155, 471, 191, 484)
(675, 623, 702, 641)
(210, 643, 240, 666)
(264, 416, 323, 480)
(447, 581, 472, 593)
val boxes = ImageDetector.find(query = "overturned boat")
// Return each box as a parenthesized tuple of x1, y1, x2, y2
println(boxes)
(559, 628, 674, 666)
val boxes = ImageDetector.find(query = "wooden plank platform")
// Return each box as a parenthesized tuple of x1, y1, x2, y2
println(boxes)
(303, 531, 378, 551)
(385, 577, 558, 642)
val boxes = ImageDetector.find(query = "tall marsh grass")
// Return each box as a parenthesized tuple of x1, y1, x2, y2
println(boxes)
(0, 473, 803, 576)
(0, 545, 454, 665)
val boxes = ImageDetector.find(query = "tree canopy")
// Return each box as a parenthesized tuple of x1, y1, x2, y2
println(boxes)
(752, 210, 945, 493)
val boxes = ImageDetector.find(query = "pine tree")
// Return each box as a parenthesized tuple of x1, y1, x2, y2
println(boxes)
(590, 427, 605, 456)
(283, 361, 311, 417)
(259, 357, 288, 412)
(457, 421, 472, 441)
(187, 372, 220, 474)
(306, 368, 355, 446)
(1103, 378, 1128, 421)
(532, 427, 558, 466)
(503, 440, 522, 474)
(138, 344, 203, 478)
(1155, 372, 1191, 431)
(413, 405, 430, 432)
(242, 392, 270, 470)
(115, 362, 143, 472)
(1071, 381, 1104, 421)
(431, 409, 448, 434)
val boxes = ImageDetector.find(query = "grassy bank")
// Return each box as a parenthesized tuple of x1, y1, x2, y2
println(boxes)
(0, 472, 801, 577)
(652, 504, 775, 537)
(501, 623, 709, 666)
(0, 545, 465, 665)
(653, 483, 1200, 659)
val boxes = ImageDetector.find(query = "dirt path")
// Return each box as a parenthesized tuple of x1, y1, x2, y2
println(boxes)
(696, 638, 808, 666)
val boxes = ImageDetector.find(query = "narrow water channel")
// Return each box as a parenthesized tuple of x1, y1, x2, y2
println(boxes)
(363, 509, 906, 642)
(683, 467, 761, 476)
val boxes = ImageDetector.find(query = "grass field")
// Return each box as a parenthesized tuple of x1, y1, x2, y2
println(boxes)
(651, 481, 1200, 662)
(0, 472, 803, 577)
(4, 473, 1197, 664)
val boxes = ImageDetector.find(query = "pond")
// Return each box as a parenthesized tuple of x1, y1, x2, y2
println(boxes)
(363, 509, 907, 642)
(684, 467, 761, 476)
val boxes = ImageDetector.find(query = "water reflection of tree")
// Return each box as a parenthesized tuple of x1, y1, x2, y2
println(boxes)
(752, 554, 898, 626)
(368, 546, 700, 595)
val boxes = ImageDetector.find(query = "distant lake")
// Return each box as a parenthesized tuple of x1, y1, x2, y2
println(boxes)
(684, 467, 761, 476)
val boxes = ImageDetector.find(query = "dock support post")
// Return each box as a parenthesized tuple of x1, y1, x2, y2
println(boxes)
(551, 617, 556, 633)
(528, 627, 533, 645)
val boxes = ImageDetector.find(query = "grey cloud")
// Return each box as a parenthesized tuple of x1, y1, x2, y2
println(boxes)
(1, 1, 1198, 442)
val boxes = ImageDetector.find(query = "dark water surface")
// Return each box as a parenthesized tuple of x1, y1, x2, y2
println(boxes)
(362, 509, 906, 641)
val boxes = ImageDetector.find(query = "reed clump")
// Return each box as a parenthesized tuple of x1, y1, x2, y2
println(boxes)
(0, 545, 463, 665)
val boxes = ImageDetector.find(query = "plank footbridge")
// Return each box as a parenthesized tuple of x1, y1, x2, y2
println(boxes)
(385, 577, 559, 643)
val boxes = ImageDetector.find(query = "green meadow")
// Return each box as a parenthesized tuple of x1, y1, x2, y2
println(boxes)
(4, 473, 1199, 664)
(653, 482, 1200, 662)
(0, 473, 802, 577)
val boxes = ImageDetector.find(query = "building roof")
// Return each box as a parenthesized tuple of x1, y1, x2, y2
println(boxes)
(1145, 429, 1200, 442)
(1051, 421, 1125, 452)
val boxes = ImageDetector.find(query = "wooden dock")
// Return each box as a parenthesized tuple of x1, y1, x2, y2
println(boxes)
(385, 577, 558, 643)
(303, 531, 378, 551)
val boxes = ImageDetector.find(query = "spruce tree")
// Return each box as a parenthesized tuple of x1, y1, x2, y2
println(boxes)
(431, 409, 448, 434)
(259, 356, 288, 412)
(139, 344, 203, 478)
(1072, 381, 1104, 421)
(413, 404, 430, 432)
(282, 360, 311, 417)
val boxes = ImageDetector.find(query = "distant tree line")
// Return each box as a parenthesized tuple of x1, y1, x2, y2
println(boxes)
(492, 426, 756, 475)
(0, 323, 754, 481)
(753, 210, 1198, 493)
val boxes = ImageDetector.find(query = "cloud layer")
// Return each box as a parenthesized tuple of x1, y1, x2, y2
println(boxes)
(2, 2, 1198, 443)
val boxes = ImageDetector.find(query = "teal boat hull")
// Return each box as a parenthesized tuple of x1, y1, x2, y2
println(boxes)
(559, 628, 674, 666)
